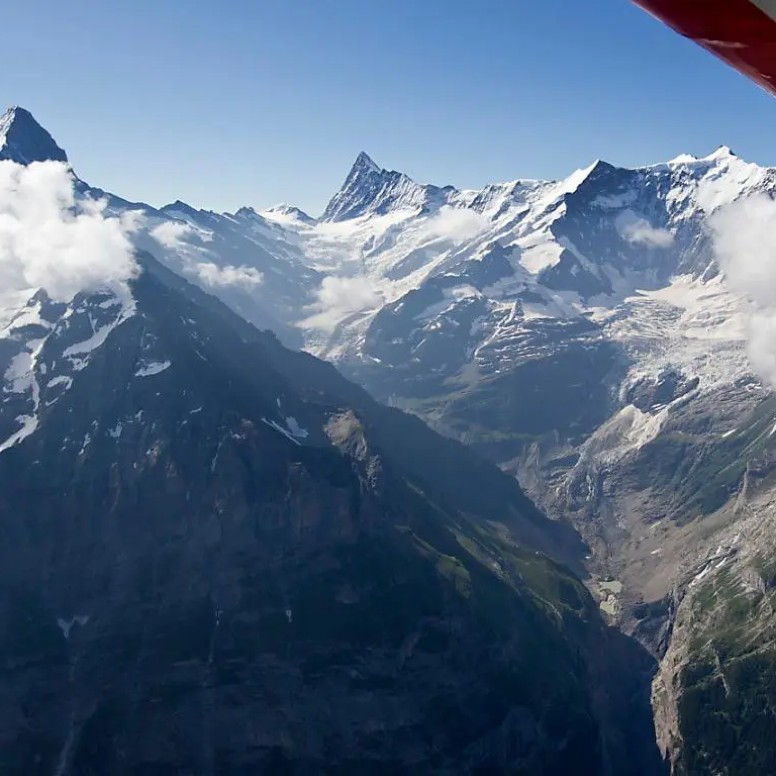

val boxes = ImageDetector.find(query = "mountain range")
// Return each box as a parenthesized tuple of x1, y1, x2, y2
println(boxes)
(3, 104, 776, 773)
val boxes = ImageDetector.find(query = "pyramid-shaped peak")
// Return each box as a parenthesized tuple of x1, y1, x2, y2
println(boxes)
(321, 151, 418, 221)
(0, 106, 68, 165)
(353, 150, 380, 173)
(561, 158, 616, 194)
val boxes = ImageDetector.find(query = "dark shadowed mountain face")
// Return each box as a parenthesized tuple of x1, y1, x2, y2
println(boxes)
(0, 106, 68, 164)
(0, 253, 664, 774)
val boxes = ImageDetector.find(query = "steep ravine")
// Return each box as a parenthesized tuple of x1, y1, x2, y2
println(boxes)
(348, 337, 776, 773)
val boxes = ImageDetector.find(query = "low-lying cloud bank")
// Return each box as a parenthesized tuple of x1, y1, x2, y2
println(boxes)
(150, 220, 196, 250)
(419, 206, 487, 243)
(149, 219, 263, 289)
(616, 210, 674, 248)
(190, 260, 264, 288)
(301, 275, 384, 330)
(712, 193, 776, 387)
(0, 160, 138, 301)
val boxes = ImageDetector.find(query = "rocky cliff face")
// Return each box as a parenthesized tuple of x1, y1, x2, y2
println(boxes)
(651, 487, 776, 775)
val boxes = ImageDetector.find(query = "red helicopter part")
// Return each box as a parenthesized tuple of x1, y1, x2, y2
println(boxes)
(633, 0, 776, 96)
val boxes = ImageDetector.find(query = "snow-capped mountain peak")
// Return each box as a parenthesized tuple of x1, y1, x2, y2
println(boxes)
(262, 203, 316, 224)
(706, 144, 736, 161)
(0, 106, 68, 165)
(353, 150, 379, 173)
(667, 152, 699, 165)
(660, 145, 739, 171)
(159, 200, 203, 221)
(321, 151, 454, 222)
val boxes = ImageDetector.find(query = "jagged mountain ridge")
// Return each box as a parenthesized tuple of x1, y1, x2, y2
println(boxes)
(5, 104, 776, 771)
(321, 150, 459, 222)
(0, 109, 665, 772)
(3, 106, 761, 369)
(0, 107, 321, 350)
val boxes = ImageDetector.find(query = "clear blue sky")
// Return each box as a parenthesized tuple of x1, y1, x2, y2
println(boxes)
(4, 0, 776, 215)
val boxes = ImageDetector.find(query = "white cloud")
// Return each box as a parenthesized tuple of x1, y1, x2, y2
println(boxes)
(418, 206, 487, 242)
(712, 195, 776, 307)
(151, 220, 195, 249)
(711, 194, 776, 387)
(149, 219, 213, 249)
(149, 218, 256, 288)
(189, 261, 263, 288)
(0, 160, 138, 301)
(616, 210, 674, 248)
(300, 275, 384, 330)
